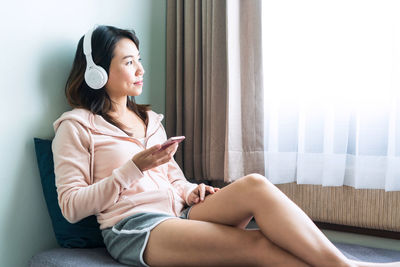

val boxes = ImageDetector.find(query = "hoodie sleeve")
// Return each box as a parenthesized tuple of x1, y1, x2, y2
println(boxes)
(167, 158, 198, 205)
(52, 119, 144, 223)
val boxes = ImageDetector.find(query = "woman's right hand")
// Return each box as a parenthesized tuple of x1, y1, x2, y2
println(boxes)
(132, 142, 178, 172)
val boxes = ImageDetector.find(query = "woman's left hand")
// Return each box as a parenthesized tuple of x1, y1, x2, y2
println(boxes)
(187, 183, 220, 205)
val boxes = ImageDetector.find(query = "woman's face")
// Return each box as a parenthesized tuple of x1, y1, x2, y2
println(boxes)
(105, 38, 144, 99)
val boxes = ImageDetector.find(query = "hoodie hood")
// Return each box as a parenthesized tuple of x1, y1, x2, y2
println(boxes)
(53, 108, 164, 138)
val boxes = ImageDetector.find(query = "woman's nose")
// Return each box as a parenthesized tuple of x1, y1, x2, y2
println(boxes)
(136, 64, 144, 76)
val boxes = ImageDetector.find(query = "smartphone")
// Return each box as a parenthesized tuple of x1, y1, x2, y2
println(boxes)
(159, 136, 185, 151)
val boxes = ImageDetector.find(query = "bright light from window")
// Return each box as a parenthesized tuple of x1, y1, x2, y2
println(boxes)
(262, 0, 400, 108)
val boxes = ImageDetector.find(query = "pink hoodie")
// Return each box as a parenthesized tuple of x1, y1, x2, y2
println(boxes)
(52, 108, 198, 229)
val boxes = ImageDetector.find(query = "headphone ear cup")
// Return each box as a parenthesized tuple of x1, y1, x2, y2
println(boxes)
(84, 65, 108, 89)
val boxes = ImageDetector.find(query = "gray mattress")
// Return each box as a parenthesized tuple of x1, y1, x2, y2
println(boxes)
(28, 242, 400, 266)
(334, 242, 400, 263)
(28, 248, 126, 267)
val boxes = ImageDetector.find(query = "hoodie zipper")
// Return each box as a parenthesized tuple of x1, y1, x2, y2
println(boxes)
(143, 122, 162, 148)
(146, 171, 160, 190)
(132, 121, 163, 190)
(169, 188, 178, 216)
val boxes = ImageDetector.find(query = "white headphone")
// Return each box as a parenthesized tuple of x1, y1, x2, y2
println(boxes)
(83, 26, 108, 89)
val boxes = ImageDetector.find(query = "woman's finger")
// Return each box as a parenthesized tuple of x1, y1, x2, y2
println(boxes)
(165, 142, 178, 154)
(147, 144, 162, 155)
(199, 183, 206, 201)
(207, 186, 215, 193)
(189, 191, 198, 204)
(204, 186, 213, 195)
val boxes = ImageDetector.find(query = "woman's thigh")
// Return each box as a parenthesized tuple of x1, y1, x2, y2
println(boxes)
(144, 218, 308, 267)
(188, 174, 269, 228)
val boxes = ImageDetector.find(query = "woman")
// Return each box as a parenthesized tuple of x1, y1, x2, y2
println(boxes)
(52, 25, 400, 267)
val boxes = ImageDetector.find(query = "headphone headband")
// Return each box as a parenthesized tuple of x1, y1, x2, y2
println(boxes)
(83, 27, 94, 56)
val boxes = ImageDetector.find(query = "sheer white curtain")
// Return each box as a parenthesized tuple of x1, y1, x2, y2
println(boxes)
(262, 0, 400, 191)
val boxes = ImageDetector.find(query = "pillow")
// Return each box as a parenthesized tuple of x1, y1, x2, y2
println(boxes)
(34, 138, 105, 248)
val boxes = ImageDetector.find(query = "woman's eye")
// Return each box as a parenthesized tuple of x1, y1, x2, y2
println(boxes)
(126, 61, 133, 65)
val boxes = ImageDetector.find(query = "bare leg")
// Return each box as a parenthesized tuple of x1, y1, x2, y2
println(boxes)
(144, 218, 310, 266)
(188, 174, 353, 267)
(188, 174, 400, 267)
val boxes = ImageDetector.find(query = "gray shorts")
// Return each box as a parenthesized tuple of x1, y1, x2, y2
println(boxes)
(102, 207, 192, 267)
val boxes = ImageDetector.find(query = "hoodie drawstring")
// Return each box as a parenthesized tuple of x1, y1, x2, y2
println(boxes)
(88, 129, 95, 185)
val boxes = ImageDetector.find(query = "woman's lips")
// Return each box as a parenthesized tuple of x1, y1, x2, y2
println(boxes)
(134, 80, 143, 85)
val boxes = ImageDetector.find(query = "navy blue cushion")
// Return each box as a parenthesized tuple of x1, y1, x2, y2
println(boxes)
(34, 138, 105, 248)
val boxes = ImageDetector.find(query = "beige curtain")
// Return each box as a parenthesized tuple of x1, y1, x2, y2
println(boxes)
(166, 0, 264, 182)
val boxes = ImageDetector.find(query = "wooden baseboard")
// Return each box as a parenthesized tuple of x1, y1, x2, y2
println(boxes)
(315, 221, 400, 240)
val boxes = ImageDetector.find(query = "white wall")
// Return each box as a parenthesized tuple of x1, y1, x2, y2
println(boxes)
(0, 1, 165, 266)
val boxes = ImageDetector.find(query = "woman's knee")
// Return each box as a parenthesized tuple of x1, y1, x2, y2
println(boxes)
(236, 173, 272, 191)
(232, 174, 282, 208)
